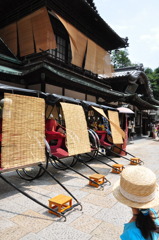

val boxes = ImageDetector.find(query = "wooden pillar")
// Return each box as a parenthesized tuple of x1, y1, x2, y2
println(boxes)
(41, 72, 46, 92)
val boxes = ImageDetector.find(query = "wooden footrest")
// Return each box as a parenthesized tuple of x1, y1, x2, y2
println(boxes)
(130, 157, 140, 165)
(89, 173, 105, 188)
(112, 164, 124, 174)
(48, 194, 72, 216)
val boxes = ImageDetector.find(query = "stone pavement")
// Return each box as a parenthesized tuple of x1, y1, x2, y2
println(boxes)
(0, 137, 159, 240)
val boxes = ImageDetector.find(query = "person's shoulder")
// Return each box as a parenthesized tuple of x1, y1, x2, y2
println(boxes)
(121, 222, 144, 240)
(123, 221, 136, 230)
(121, 230, 144, 240)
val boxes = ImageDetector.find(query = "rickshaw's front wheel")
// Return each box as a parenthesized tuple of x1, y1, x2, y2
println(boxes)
(16, 152, 49, 181)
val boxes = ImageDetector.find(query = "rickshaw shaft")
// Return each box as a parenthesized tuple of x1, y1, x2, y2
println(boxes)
(39, 164, 82, 209)
(0, 173, 65, 220)
(106, 148, 132, 162)
(112, 145, 136, 158)
(53, 158, 102, 188)
(94, 158, 122, 173)
(96, 151, 118, 164)
(79, 160, 99, 174)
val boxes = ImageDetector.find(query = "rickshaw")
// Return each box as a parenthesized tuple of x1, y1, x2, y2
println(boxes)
(44, 93, 110, 188)
(100, 104, 143, 165)
(81, 100, 143, 169)
(0, 84, 83, 220)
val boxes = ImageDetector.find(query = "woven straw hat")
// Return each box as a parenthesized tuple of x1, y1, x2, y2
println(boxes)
(113, 166, 159, 209)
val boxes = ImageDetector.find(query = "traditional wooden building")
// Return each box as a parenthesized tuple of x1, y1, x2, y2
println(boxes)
(102, 66, 159, 135)
(0, 0, 128, 101)
(0, 0, 158, 136)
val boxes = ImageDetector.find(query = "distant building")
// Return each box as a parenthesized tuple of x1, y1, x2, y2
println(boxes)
(101, 65, 159, 135)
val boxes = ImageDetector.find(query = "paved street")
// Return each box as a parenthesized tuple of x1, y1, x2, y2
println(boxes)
(0, 137, 159, 240)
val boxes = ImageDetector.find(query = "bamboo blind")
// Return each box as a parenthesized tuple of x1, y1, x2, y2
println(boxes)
(55, 13, 87, 67)
(17, 15, 34, 57)
(95, 44, 106, 74)
(107, 110, 124, 144)
(31, 7, 56, 53)
(1, 93, 45, 169)
(96, 45, 112, 76)
(0, 23, 17, 55)
(0, 7, 56, 57)
(84, 39, 96, 73)
(60, 103, 90, 156)
(91, 106, 125, 144)
(85, 39, 112, 76)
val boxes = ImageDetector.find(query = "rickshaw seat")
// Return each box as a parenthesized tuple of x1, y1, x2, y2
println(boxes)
(45, 119, 68, 158)
(96, 130, 112, 147)
(45, 131, 65, 149)
(50, 146, 69, 158)
(46, 119, 58, 131)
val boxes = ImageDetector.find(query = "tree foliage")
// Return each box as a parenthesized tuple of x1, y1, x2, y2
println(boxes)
(111, 49, 133, 68)
(145, 67, 159, 100)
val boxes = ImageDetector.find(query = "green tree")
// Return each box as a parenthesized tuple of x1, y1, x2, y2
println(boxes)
(111, 49, 133, 68)
(145, 67, 159, 100)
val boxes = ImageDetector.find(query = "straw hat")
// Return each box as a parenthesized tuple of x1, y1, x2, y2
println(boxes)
(113, 166, 159, 209)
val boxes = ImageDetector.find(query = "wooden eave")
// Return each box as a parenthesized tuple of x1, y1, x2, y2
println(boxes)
(0, 55, 158, 110)
(0, 54, 129, 100)
(106, 70, 159, 104)
(124, 94, 158, 110)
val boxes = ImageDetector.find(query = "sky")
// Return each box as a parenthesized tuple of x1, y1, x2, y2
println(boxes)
(94, 0, 159, 70)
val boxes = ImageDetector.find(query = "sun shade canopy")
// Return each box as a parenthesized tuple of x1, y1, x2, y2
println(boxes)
(81, 101, 115, 111)
(117, 107, 134, 114)
(46, 94, 81, 106)
(0, 83, 46, 98)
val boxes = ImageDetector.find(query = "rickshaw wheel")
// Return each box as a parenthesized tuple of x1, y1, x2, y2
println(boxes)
(50, 158, 68, 170)
(16, 166, 44, 181)
(70, 155, 79, 167)
(50, 156, 76, 170)
(74, 150, 98, 163)
(16, 151, 49, 181)
(83, 150, 98, 162)
(80, 129, 99, 162)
